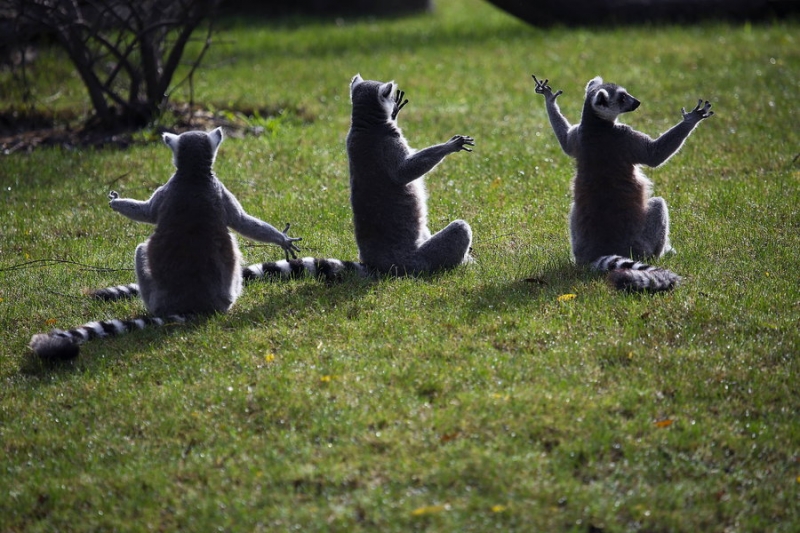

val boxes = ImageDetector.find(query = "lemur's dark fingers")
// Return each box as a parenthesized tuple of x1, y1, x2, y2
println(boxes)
(532, 76, 546, 92)
(531, 75, 548, 86)
(283, 242, 301, 259)
(554, 90, 563, 98)
(282, 223, 291, 234)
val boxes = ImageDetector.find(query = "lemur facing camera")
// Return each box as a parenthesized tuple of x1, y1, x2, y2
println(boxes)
(243, 74, 475, 280)
(532, 75, 713, 292)
(30, 128, 301, 360)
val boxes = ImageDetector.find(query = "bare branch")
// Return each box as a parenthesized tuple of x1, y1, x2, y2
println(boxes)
(3, 0, 223, 127)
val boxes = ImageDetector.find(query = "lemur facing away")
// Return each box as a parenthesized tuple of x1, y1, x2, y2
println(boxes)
(30, 128, 301, 360)
(532, 75, 713, 292)
(244, 74, 475, 281)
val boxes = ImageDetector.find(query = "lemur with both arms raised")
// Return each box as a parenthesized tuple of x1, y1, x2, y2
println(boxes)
(532, 75, 713, 292)
(30, 127, 301, 360)
(244, 74, 475, 280)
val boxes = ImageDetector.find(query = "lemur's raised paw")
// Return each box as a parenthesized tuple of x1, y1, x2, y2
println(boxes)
(108, 190, 119, 200)
(682, 99, 714, 123)
(447, 135, 475, 153)
(281, 223, 303, 260)
(532, 75, 563, 100)
(391, 89, 408, 120)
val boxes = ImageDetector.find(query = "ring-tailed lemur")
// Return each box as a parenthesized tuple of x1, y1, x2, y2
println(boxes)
(532, 75, 713, 292)
(30, 127, 302, 360)
(244, 74, 475, 281)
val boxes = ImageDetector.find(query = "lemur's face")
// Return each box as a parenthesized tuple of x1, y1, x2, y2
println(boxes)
(585, 77, 640, 122)
(350, 74, 396, 120)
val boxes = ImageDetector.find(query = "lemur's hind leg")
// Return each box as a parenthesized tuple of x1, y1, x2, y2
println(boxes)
(134, 242, 158, 313)
(640, 196, 672, 258)
(411, 219, 473, 274)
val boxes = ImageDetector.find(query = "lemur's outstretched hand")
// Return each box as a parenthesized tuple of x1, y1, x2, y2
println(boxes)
(446, 135, 475, 153)
(108, 190, 120, 201)
(392, 89, 408, 120)
(682, 99, 714, 124)
(532, 75, 563, 101)
(280, 223, 303, 260)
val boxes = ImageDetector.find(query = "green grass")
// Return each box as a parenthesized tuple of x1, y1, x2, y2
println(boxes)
(1, 1, 799, 531)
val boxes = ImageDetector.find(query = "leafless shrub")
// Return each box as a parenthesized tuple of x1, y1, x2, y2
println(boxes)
(1, 0, 222, 128)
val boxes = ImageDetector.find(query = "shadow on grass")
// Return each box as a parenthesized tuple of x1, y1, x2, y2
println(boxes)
(20, 264, 482, 376)
(237, 270, 377, 322)
(18, 258, 597, 376)
(18, 314, 216, 378)
(465, 257, 595, 312)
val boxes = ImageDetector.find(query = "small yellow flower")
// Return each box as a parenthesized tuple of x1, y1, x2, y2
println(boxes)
(557, 293, 577, 302)
(411, 504, 447, 516)
(320, 375, 333, 383)
(46, 318, 57, 326)
(264, 353, 275, 363)
(491, 504, 508, 513)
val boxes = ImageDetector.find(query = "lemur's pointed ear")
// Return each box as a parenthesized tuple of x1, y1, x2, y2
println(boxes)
(586, 76, 603, 94)
(163, 132, 180, 167)
(380, 82, 394, 99)
(163, 132, 179, 149)
(209, 127, 224, 153)
(350, 74, 363, 101)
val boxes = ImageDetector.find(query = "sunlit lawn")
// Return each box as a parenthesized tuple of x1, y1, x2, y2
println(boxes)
(1, 1, 798, 531)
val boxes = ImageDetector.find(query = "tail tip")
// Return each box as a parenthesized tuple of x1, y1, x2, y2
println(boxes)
(29, 334, 80, 361)
(607, 269, 681, 292)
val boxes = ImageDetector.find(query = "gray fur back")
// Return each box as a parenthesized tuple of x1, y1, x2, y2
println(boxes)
(143, 132, 240, 315)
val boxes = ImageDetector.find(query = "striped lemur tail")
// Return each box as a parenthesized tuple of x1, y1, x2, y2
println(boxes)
(88, 257, 369, 301)
(29, 315, 189, 361)
(591, 255, 681, 293)
(88, 283, 141, 301)
(243, 257, 368, 281)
